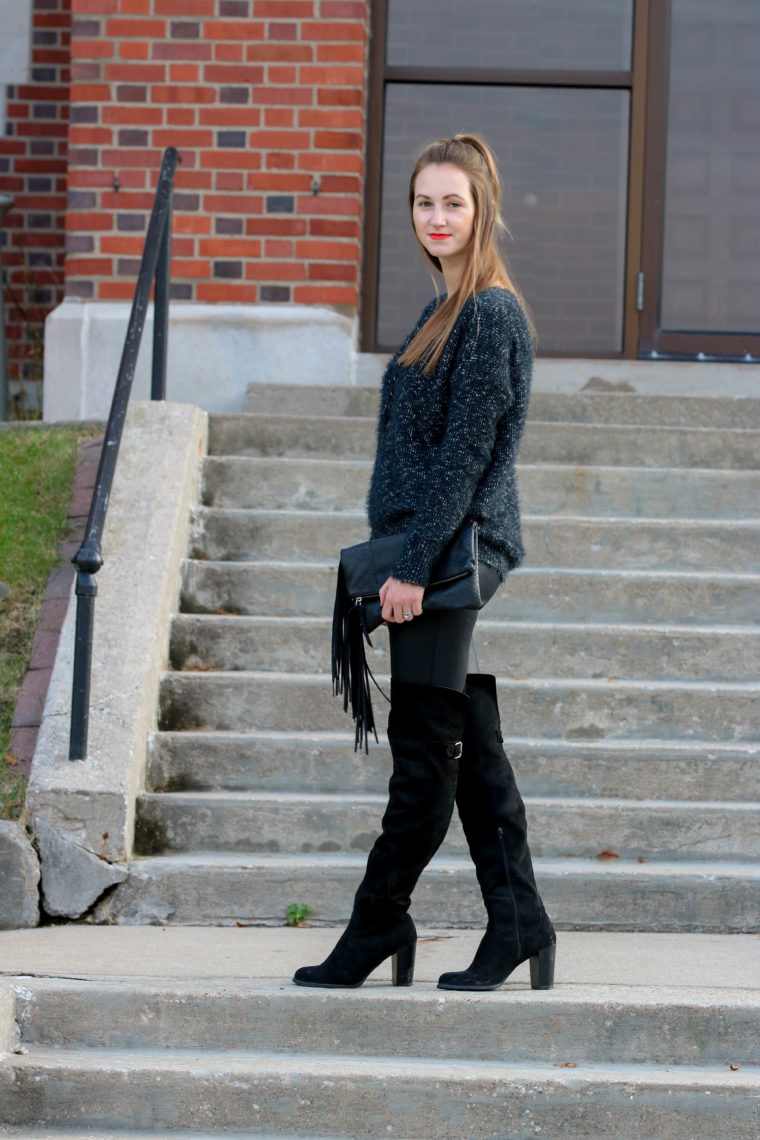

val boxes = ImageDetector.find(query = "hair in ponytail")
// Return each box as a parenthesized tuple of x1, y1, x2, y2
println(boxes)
(397, 133, 536, 373)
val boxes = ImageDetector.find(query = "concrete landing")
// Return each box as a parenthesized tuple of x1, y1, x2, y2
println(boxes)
(1, 926, 757, 989)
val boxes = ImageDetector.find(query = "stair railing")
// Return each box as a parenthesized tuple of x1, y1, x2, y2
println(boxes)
(68, 146, 179, 760)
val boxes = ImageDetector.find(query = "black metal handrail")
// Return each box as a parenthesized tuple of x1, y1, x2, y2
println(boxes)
(69, 146, 179, 760)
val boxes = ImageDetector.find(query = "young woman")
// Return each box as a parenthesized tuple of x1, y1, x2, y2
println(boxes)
(293, 134, 556, 992)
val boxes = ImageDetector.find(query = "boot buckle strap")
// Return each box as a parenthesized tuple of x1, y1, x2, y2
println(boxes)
(447, 741, 463, 760)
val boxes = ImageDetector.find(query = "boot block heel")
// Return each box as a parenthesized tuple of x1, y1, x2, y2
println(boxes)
(392, 941, 416, 987)
(529, 941, 556, 990)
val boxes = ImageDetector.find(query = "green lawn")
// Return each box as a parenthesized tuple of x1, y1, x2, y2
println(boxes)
(0, 426, 95, 818)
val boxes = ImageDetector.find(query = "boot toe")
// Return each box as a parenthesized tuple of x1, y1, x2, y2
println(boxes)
(292, 965, 363, 988)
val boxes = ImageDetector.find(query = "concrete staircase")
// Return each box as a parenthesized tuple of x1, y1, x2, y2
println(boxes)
(4, 387, 760, 1139)
(95, 386, 760, 930)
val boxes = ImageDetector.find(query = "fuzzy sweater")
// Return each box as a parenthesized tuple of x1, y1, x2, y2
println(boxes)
(367, 286, 533, 586)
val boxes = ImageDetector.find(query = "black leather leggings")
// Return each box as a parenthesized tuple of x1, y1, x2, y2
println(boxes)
(387, 563, 501, 692)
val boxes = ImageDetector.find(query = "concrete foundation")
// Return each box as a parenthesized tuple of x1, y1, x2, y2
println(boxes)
(43, 302, 356, 420)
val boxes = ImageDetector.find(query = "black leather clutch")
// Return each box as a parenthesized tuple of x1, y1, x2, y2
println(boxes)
(331, 522, 482, 751)
(339, 521, 481, 633)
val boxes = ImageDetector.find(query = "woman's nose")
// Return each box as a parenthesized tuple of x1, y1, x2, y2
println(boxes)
(431, 205, 446, 226)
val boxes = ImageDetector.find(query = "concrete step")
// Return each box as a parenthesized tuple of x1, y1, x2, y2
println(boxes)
(157, 671, 760, 743)
(0, 1133, 238, 1140)
(13, 974, 760, 1066)
(3, 930, 757, 1138)
(5, 1047, 758, 1139)
(147, 731, 760, 803)
(133, 790, 760, 862)
(180, 560, 760, 627)
(208, 413, 760, 469)
(0, 1132, 245, 1140)
(168, 614, 760, 681)
(202, 455, 760, 518)
(190, 508, 760, 573)
(93, 851, 760, 931)
(244, 382, 760, 428)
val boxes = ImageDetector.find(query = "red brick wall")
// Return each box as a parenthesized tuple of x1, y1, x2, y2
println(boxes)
(0, 0, 70, 407)
(65, 0, 370, 308)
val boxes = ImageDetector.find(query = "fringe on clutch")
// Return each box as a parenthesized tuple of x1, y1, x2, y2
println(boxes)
(331, 561, 385, 753)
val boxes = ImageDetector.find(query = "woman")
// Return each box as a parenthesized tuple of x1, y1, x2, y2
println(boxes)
(293, 134, 556, 992)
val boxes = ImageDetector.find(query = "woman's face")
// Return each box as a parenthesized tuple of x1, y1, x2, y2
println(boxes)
(412, 163, 476, 268)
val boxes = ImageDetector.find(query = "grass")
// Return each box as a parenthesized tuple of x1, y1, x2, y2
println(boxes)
(0, 425, 96, 819)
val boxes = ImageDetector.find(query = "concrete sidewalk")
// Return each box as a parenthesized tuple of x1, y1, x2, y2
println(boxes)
(1, 926, 757, 990)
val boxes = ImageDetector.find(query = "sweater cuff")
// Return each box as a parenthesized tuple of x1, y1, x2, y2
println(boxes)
(391, 529, 440, 587)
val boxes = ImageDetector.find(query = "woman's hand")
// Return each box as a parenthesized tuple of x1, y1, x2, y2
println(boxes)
(379, 576, 425, 624)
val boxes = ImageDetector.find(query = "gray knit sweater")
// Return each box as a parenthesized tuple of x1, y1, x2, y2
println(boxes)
(367, 286, 533, 586)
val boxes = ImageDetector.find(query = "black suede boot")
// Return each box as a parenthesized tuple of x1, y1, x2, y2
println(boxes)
(438, 673, 556, 991)
(293, 681, 468, 988)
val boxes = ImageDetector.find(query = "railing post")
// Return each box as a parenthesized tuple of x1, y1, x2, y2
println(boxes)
(69, 539, 103, 760)
(0, 194, 15, 422)
(151, 201, 172, 401)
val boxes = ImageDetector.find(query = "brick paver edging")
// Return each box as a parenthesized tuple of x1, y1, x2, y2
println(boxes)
(7, 434, 104, 778)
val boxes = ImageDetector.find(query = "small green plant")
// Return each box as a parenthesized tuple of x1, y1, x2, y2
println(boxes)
(286, 902, 313, 927)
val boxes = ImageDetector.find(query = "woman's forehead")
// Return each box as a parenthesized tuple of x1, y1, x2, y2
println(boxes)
(414, 163, 472, 198)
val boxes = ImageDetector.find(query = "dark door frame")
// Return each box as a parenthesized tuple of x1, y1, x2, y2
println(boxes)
(638, 1, 760, 360)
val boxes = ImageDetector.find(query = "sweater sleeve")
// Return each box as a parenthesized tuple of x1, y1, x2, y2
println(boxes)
(391, 294, 529, 586)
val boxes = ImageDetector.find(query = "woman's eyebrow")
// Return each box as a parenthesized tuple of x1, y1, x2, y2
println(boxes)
(414, 192, 465, 200)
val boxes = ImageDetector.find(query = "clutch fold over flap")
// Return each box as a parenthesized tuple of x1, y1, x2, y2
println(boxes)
(340, 523, 477, 600)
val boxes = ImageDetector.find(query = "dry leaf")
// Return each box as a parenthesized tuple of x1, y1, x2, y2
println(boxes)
(596, 848, 620, 861)
(558, 1062, 577, 1068)
(730, 1063, 740, 1072)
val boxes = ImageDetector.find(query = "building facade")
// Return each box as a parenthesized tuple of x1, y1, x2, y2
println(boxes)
(1, 0, 758, 418)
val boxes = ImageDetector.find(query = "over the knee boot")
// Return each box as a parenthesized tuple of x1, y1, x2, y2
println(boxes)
(438, 673, 555, 991)
(293, 680, 468, 988)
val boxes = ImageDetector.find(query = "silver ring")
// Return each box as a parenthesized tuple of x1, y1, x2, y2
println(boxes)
(403, 610, 413, 620)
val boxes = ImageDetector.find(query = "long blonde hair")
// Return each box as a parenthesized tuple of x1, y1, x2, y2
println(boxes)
(397, 133, 536, 373)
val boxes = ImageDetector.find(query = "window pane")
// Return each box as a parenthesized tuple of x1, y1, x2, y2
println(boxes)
(377, 84, 630, 354)
(386, 0, 633, 71)
(660, 0, 760, 334)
